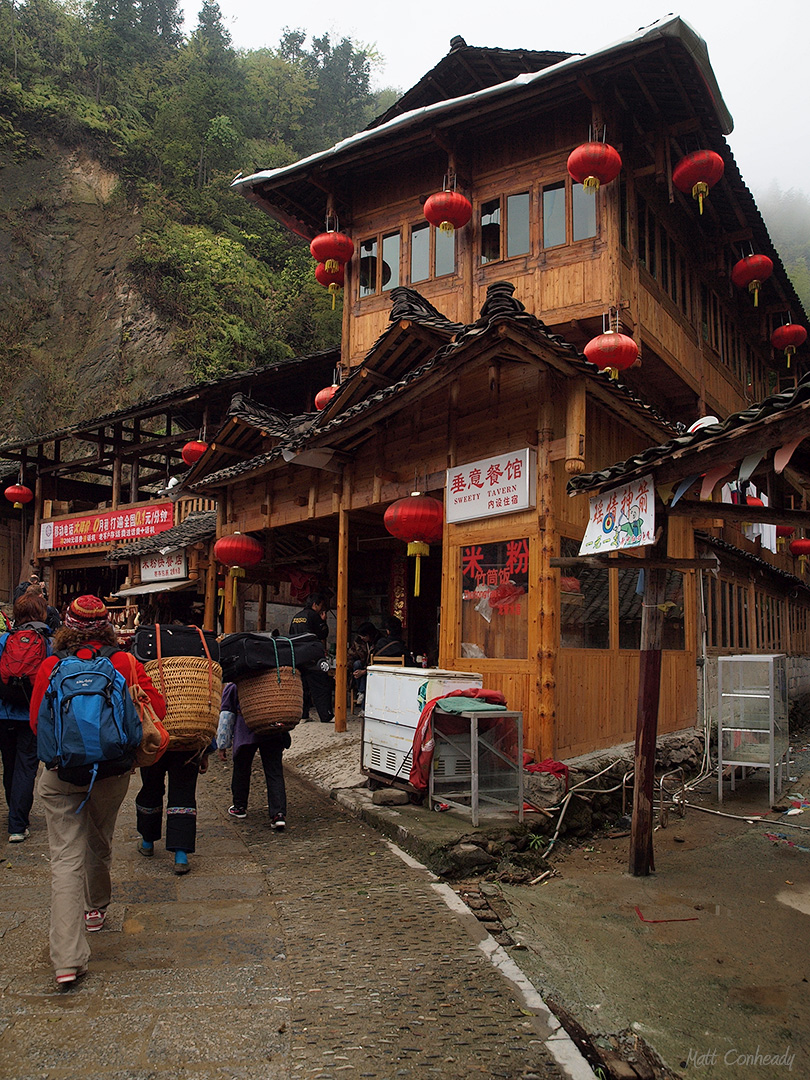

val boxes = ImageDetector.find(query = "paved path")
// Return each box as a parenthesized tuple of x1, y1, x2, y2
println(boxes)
(0, 758, 578, 1079)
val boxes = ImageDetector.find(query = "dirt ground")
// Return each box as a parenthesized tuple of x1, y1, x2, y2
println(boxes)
(501, 751, 810, 1079)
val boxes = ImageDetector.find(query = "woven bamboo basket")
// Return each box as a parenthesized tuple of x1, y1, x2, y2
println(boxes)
(237, 667, 303, 734)
(145, 656, 222, 750)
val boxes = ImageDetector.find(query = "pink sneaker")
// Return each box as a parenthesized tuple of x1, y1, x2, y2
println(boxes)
(84, 909, 106, 932)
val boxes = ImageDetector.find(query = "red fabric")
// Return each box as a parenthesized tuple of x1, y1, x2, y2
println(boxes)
(29, 641, 166, 734)
(408, 688, 507, 790)
(525, 758, 569, 792)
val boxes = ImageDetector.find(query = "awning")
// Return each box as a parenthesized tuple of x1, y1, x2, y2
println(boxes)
(111, 579, 195, 598)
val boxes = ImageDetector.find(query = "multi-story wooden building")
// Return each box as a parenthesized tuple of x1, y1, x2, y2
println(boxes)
(195, 16, 810, 758)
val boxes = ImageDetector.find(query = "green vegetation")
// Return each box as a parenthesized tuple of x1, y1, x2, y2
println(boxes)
(756, 184, 810, 313)
(0, 0, 398, 380)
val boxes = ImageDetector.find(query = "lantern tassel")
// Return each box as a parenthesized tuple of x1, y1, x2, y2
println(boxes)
(749, 280, 761, 307)
(230, 565, 245, 606)
(692, 181, 709, 215)
(407, 540, 430, 598)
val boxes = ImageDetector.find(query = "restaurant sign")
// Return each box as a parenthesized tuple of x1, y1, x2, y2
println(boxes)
(579, 475, 655, 555)
(141, 552, 187, 582)
(446, 449, 536, 524)
(40, 502, 175, 552)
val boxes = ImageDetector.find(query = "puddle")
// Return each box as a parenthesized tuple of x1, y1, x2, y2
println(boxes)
(727, 985, 790, 1009)
(776, 885, 810, 916)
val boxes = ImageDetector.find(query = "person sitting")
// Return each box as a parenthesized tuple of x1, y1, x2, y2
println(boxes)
(348, 622, 378, 708)
(373, 616, 414, 666)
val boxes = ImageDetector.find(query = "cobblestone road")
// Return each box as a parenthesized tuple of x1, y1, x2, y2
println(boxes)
(0, 758, 575, 1080)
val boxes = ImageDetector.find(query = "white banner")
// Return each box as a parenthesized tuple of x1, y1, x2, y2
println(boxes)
(446, 448, 536, 524)
(579, 475, 655, 555)
(140, 552, 187, 582)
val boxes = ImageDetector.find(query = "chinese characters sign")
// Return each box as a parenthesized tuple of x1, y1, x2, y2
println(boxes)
(446, 449, 536, 524)
(40, 502, 175, 552)
(579, 476, 655, 555)
(461, 538, 529, 659)
(141, 552, 187, 582)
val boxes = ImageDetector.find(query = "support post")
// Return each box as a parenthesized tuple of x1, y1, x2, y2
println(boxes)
(334, 500, 349, 733)
(536, 370, 556, 760)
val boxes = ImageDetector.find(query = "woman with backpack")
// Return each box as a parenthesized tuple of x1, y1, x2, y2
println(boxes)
(0, 590, 53, 844)
(28, 595, 166, 986)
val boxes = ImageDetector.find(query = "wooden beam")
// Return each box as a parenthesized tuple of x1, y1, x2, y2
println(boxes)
(667, 500, 810, 529)
(335, 497, 349, 734)
(551, 556, 718, 571)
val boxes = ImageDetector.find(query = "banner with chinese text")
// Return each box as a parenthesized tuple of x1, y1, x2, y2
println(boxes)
(40, 502, 175, 551)
(446, 449, 536, 524)
(579, 476, 655, 555)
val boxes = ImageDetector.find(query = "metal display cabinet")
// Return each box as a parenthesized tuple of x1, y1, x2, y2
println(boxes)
(718, 653, 789, 805)
(429, 708, 524, 826)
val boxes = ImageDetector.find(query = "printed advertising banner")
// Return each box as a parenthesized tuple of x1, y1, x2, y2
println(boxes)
(579, 476, 655, 555)
(40, 502, 175, 552)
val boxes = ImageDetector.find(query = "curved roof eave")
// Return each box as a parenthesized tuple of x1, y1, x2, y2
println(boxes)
(231, 15, 732, 198)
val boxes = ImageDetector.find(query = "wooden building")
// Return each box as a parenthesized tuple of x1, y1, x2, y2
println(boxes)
(194, 17, 810, 758)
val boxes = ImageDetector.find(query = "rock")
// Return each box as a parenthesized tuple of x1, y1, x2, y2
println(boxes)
(430, 843, 498, 878)
(371, 788, 410, 806)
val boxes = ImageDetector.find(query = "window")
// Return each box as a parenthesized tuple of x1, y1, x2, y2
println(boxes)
(559, 537, 609, 649)
(571, 184, 596, 242)
(460, 539, 529, 659)
(410, 221, 455, 283)
(506, 193, 531, 256)
(542, 184, 566, 248)
(359, 231, 400, 297)
(480, 198, 501, 264)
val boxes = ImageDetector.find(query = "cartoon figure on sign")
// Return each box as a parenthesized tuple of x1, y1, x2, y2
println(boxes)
(617, 505, 644, 544)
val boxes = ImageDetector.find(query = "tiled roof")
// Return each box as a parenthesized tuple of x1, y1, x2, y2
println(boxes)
(106, 510, 217, 561)
(697, 532, 810, 593)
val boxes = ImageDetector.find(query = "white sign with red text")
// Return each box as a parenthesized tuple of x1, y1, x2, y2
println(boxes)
(141, 552, 187, 582)
(579, 475, 656, 555)
(446, 449, 536, 524)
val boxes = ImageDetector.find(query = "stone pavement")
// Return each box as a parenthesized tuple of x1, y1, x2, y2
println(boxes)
(0, 738, 591, 1080)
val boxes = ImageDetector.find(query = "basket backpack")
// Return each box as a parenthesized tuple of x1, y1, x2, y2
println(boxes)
(0, 622, 50, 707)
(37, 646, 142, 794)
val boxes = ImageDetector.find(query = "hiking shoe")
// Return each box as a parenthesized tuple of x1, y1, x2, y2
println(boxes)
(84, 909, 106, 932)
(173, 851, 190, 875)
(8, 829, 29, 843)
(228, 805, 247, 819)
(55, 966, 88, 986)
(355, 693, 364, 706)
(270, 814, 286, 831)
(137, 840, 154, 857)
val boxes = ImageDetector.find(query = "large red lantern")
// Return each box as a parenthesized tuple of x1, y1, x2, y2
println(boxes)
(777, 525, 795, 551)
(732, 255, 773, 307)
(771, 323, 807, 368)
(567, 141, 622, 192)
(4, 483, 33, 510)
(583, 330, 639, 379)
(790, 537, 810, 574)
(672, 150, 724, 214)
(384, 494, 443, 597)
(423, 190, 472, 233)
(314, 262, 344, 309)
(214, 532, 264, 604)
(181, 440, 208, 466)
(309, 231, 354, 272)
(315, 384, 339, 411)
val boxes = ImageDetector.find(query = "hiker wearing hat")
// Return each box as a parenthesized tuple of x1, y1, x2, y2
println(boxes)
(29, 596, 166, 986)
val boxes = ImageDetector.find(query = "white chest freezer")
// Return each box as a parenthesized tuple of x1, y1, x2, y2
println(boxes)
(362, 666, 483, 784)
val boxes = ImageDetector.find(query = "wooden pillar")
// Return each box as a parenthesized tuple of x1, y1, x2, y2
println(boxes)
(203, 541, 218, 632)
(223, 568, 236, 634)
(111, 423, 122, 509)
(564, 380, 586, 476)
(629, 550, 667, 877)
(536, 369, 556, 760)
(129, 420, 140, 503)
(334, 500, 349, 733)
(257, 583, 267, 631)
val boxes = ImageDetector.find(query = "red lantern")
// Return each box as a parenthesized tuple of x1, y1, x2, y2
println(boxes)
(567, 141, 622, 192)
(583, 331, 639, 379)
(745, 496, 764, 507)
(777, 525, 795, 551)
(672, 150, 724, 214)
(214, 532, 264, 604)
(384, 494, 443, 597)
(314, 262, 344, 309)
(315, 384, 339, 411)
(309, 232, 354, 272)
(790, 537, 810, 574)
(423, 190, 472, 233)
(181, 440, 208, 466)
(4, 484, 33, 510)
(732, 255, 773, 307)
(771, 323, 807, 368)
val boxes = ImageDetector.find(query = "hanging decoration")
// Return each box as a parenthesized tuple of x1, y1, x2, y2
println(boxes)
(309, 229, 354, 272)
(4, 482, 33, 510)
(214, 532, 264, 605)
(181, 440, 208, 466)
(583, 307, 639, 379)
(384, 493, 443, 597)
(423, 180, 472, 233)
(671, 150, 724, 214)
(314, 262, 345, 309)
(771, 323, 807, 368)
(776, 525, 795, 551)
(567, 129, 622, 193)
(790, 537, 810, 574)
(731, 253, 773, 307)
(315, 383, 339, 411)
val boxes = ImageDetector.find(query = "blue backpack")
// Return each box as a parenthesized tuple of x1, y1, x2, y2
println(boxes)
(37, 646, 142, 793)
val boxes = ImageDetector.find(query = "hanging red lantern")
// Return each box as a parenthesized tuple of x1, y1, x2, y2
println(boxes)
(567, 141, 622, 192)
(315, 384, 339, 411)
(732, 255, 773, 307)
(776, 525, 795, 551)
(583, 330, 639, 379)
(745, 496, 764, 507)
(423, 190, 472, 233)
(672, 150, 725, 215)
(214, 532, 264, 604)
(309, 232, 354, 272)
(181, 440, 208, 466)
(790, 537, 810, 574)
(314, 262, 344, 309)
(384, 494, 443, 597)
(4, 484, 33, 510)
(771, 323, 807, 368)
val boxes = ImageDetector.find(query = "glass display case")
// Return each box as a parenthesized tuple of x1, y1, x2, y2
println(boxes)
(718, 654, 789, 805)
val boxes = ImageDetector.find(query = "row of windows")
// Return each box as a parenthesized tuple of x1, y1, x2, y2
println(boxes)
(358, 178, 597, 297)
(704, 574, 810, 653)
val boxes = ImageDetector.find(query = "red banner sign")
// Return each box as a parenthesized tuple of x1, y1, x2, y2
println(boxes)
(40, 502, 175, 551)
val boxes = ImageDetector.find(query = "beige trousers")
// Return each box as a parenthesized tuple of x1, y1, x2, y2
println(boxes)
(37, 768, 130, 976)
